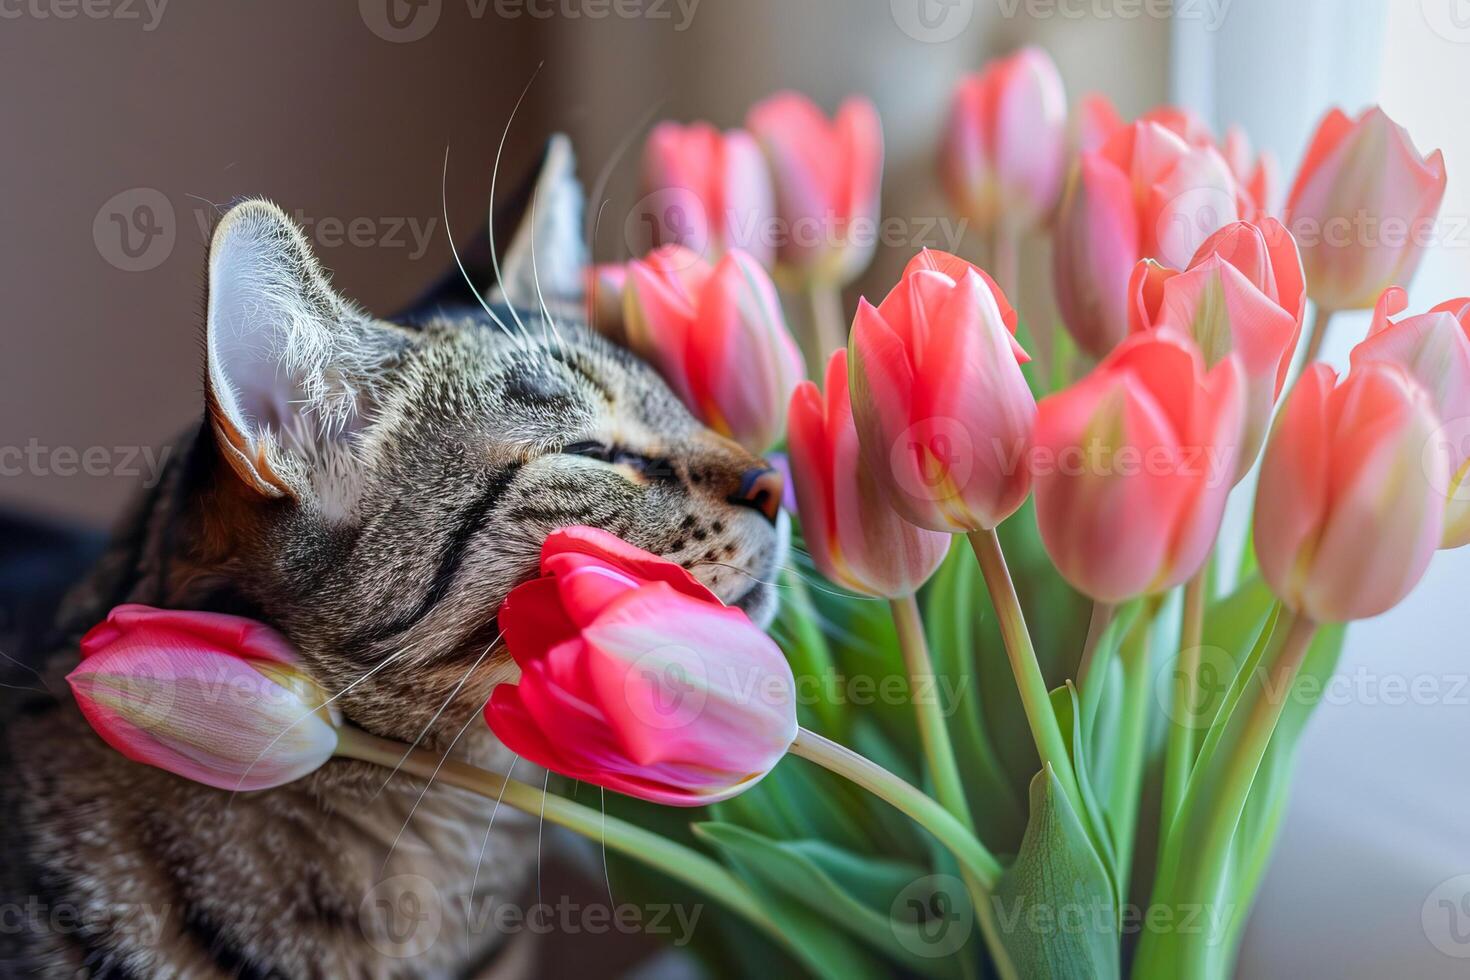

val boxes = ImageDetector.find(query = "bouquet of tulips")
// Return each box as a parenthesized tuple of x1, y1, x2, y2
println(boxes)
(67, 47, 1466, 980)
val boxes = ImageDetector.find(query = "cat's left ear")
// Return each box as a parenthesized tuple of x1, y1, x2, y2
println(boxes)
(205, 199, 404, 500)
(490, 134, 587, 317)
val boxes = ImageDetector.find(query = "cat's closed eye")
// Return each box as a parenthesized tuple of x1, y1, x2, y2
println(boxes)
(561, 440, 676, 481)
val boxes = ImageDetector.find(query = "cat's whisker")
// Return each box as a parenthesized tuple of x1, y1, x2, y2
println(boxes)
(467, 754, 519, 945)
(536, 769, 549, 913)
(527, 184, 568, 356)
(379, 685, 497, 876)
(600, 786, 615, 912)
(0, 646, 54, 692)
(371, 634, 501, 799)
(227, 644, 414, 805)
(441, 144, 513, 333)
(582, 100, 664, 264)
(488, 64, 544, 340)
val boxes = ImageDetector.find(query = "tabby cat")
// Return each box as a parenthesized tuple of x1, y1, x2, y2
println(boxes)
(0, 137, 787, 978)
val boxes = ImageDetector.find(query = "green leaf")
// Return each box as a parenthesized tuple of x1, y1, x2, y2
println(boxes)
(1051, 682, 1120, 909)
(994, 767, 1121, 979)
(695, 822, 964, 978)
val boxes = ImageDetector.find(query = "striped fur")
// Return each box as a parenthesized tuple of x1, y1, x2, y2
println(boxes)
(1, 198, 785, 977)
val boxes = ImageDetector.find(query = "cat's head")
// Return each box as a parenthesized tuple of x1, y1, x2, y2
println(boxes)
(190, 144, 787, 741)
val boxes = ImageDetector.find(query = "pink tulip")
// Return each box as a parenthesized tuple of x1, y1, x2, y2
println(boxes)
(67, 605, 338, 792)
(1284, 107, 1446, 312)
(1222, 124, 1279, 219)
(746, 91, 883, 288)
(788, 349, 951, 597)
(1073, 93, 1125, 156)
(1032, 330, 1244, 602)
(940, 47, 1068, 232)
(1351, 287, 1470, 548)
(639, 121, 775, 268)
(1254, 361, 1445, 621)
(1054, 119, 1241, 358)
(623, 245, 804, 452)
(1128, 217, 1305, 476)
(485, 526, 797, 806)
(848, 250, 1035, 532)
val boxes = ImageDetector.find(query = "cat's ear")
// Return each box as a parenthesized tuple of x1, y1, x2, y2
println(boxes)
(490, 134, 587, 317)
(205, 199, 401, 499)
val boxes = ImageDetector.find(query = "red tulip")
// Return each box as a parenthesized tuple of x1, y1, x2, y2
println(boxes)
(788, 349, 951, 597)
(67, 605, 339, 791)
(1351, 287, 1470, 548)
(746, 91, 883, 288)
(1285, 107, 1446, 312)
(485, 527, 797, 806)
(848, 250, 1035, 532)
(639, 121, 775, 268)
(1032, 330, 1244, 602)
(622, 245, 804, 452)
(1054, 119, 1241, 358)
(1128, 217, 1305, 476)
(940, 47, 1068, 232)
(1254, 361, 1445, 621)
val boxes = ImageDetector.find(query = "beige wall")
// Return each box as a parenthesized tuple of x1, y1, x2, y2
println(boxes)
(0, 1, 1168, 528)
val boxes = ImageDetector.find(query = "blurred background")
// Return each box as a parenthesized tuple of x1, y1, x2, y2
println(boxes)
(2, 0, 1467, 975)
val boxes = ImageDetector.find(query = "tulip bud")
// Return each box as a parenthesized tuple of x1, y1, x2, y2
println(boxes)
(1351, 287, 1470, 548)
(848, 250, 1035, 532)
(940, 47, 1067, 233)
(1284, 107, 1446, 312)
(485, 526, 797, 806)
(623, 245, 804, 452)
(1032, 330, 1244, 602)
(67, 605, 339, 791)
(788, 349, 951, 598)
(746, 91, 883, 289)
(1128, 218, 1306, 476)
(638, 121, 775, 268)
(1254, 361, 1445, 621)
(1054, 120, 1241, 358)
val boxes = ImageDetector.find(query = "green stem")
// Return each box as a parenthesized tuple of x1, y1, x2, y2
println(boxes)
(1161, 571, 1207, 830)
(334, 729, 794, 963)
(1107, 611, 1153, 894)
(803, 282, 847, 374)
(789, 727, 1001, 887)
(1076, 600, 1116, 692)
(789, 728, 1018, 980)
(1301, 306, 1335, 365)
(890, 594, 974, 832)
(1175, 611, 1317, 969)
(966, 528, 1083, 815)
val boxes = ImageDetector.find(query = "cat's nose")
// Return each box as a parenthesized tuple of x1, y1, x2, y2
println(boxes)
(729, 467, 783, 525)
